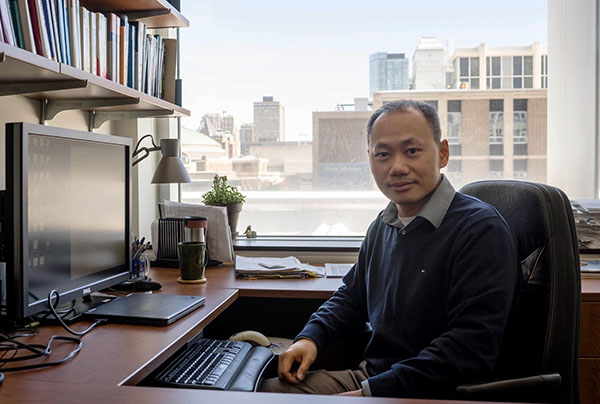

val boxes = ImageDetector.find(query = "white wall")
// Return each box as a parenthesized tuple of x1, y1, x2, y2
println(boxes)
(548, 0, 598, 198)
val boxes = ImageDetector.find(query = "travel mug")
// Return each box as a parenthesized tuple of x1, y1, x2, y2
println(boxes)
(177, 241, 208, 284)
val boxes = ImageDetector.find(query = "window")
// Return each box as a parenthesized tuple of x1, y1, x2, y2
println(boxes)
(489, 159, 504, 178)
(178, 2, 548, 236)
(489, 100, 504, 156)
(458, 57, 480, 89)
(514, 159, 528, 179)
(514, 99, 528, 155)
(541, 54, 548, 88)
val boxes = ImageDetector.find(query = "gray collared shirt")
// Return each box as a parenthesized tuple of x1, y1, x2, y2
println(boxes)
(380, 174, 456, 231)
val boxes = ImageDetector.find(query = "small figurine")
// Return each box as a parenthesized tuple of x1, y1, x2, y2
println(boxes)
(243, 225, 257, 238)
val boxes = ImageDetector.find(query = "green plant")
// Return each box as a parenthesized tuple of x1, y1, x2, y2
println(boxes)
(201, 175, 246, 205)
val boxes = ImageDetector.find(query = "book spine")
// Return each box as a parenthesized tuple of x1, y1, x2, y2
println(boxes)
(79, 5, 88, 72)
(8, 0, 24, 48)
(33, 0, 49, 57)
(60, 0, 68, 64)
(39, 0, 56, 59)
(118, 14, 127, 85)
(17, 0, 35, 53)
(89, 9, 95, 74)
(95, 12, 106, 78)
(54, 0, 66, 63)
(0, 0, 16, 46)
(127, 22, 134, 88)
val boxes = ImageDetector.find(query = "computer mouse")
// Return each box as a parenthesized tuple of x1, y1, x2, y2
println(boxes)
(229, 330, 271, 347)
(0, 372, 4, 386)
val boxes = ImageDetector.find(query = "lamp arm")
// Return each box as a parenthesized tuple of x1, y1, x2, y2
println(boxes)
(132, 146, 161, 166)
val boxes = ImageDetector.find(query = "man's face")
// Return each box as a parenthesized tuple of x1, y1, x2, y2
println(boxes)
(368, 109, 449, 217)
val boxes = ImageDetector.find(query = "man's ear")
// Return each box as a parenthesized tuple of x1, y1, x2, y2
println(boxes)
(439, 139, 449, 168)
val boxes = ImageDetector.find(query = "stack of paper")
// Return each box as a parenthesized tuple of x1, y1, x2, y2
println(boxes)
(572, 200, 600, 250)
(235, 256, 325, 279)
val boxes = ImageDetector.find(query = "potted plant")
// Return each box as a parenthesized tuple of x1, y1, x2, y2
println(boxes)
(201, 175, 246, 237)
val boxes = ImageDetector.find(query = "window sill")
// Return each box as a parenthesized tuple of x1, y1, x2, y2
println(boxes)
(233, 236, 362, 252)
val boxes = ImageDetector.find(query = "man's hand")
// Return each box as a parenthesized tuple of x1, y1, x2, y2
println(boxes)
(277, 338, 317, 384)
(336, 389, 364, 396)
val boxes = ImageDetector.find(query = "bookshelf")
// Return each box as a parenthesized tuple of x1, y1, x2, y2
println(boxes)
(0, 0, 189, 130)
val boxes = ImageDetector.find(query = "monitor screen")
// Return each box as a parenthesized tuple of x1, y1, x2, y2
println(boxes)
(2, 122, 132, 320)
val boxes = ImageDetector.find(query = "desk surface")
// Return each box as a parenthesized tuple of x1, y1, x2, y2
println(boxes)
(1, 265, 575, 403)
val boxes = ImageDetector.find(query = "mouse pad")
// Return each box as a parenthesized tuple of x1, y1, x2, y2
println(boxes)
(85, 293, 206, 326)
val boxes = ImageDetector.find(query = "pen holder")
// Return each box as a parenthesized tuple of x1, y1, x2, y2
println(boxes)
(177, 241, 208, 284)
(132, 253, 150, 280)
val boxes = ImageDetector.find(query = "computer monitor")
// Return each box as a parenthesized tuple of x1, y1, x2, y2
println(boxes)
(1, 122, 132, 321)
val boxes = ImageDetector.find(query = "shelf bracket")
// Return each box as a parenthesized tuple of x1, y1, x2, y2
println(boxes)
(0, 79, 87, 97)
(90, 109, 174, 130)
(42, 97, 140, 122)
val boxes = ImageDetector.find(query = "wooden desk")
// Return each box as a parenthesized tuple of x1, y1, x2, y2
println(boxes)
(0, 265, 536, 404)
(580, 278, 600, 404)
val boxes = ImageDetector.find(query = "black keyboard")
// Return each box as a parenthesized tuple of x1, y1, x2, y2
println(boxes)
(156, 338, 253, 390)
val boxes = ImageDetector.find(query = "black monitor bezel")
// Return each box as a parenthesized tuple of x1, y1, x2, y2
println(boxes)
(4, 122, 132, 320)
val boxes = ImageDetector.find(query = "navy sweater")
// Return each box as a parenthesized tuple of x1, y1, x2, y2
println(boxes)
(297, 192, 519, 398)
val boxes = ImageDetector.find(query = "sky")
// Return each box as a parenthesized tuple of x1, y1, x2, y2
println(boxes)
(179, 1, 547, 140)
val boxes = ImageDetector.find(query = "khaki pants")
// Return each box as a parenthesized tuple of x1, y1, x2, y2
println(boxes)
(259, 361, 369, 395)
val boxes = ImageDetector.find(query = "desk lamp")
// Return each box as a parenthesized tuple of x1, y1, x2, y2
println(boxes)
(132, 134, 191, 183)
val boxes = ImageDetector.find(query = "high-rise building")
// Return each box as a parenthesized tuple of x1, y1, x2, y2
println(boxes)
(412, 37, 447, 90)
(369, 52, 409, 96)
(239, 123, 254, 155)
(198, 112, 240, 158)
(450, 42, 547, 90)
(253, 96, 285, 142)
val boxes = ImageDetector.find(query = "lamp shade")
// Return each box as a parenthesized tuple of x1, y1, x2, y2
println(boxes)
(151, 139, 191, 184)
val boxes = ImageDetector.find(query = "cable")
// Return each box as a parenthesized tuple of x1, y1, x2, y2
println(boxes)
(47, 290, 106, 336)
(0, 334, 82, 372)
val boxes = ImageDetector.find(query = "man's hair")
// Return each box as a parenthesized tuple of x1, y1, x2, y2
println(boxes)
(366, 100, 442, 143)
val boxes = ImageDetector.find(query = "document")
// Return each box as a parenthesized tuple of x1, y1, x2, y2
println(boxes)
(324, 263, 354, 278)
(159, 200, 235, 263)
(235, 256, 325, 279)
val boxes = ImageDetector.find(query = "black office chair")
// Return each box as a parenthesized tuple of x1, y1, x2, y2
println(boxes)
(456, 180, 581, 404)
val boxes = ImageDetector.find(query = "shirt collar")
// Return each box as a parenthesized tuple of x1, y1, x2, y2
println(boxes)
(382, 174, 456, 229)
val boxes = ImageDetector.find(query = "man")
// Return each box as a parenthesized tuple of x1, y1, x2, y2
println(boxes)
(260, 100, 520, 398)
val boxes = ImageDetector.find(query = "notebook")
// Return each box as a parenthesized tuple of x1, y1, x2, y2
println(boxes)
(84, 293, 206, 326)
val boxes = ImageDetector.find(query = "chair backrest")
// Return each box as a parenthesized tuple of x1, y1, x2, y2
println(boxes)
(459, 180, 581, 404)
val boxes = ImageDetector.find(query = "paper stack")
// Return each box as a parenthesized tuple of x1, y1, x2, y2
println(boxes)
(235, 256, 325, 279)
(572, 200, 600, 250)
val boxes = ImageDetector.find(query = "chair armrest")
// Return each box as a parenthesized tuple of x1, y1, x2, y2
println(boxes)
(455, 373, 561, 400)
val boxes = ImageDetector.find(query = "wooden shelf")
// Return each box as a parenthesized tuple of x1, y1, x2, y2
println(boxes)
(81, 0, 189, 28)
(0, 42, 189, 124)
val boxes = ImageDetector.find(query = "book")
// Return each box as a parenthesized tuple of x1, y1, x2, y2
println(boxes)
(79, 5, 88, 72)
(88, 9, 95, 74)
(35, 0, 51, 58)
(54, 0, 67, 64)
(47, 0, 61, 62)
(234, 256, 325, 279)
(8, 0, 24, 48)
(67, 0, 80, 68)
(0, 0, 15, 46)
(95, 11, 106, 78)
(59, 0, 69, 64)
(118, 13, 127, 85)
(127, 22, 134, 87)
(0, 5, 5, 42)
(106, 12, 117, 81)
(18, 0, 36, 53)
(26, 0, 41, 54)
(132, 21, 145, 91)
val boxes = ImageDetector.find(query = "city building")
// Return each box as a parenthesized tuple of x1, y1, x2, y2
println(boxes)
(253, 96, 285, 142)
(312, 110, 373, 190)
(449, 42, 547, 90)
(198, 112, 240, 158)
(412, 37, 448, 90)
(369, 52, 409, 97)
(248, 141, 313, 190)
(239, 123, 254, 155)
(373, 89, 547, 189)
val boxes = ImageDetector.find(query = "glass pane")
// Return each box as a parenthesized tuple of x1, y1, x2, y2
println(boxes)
(502, 77, 512, 89)
(470, 57, 479, 76)
(471, 78, 480, 89)
(513, 56, 522, 75)
(524, 56, 533, 75)
(460, 58, 469, 76)
(502, 56, 512, 76)
(492, 57, 501, 75)
(513, 77, 522, 88)
(486, 57, 490, 76)
(492, 77, 501, 88)
(524, 77, 533, 88)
